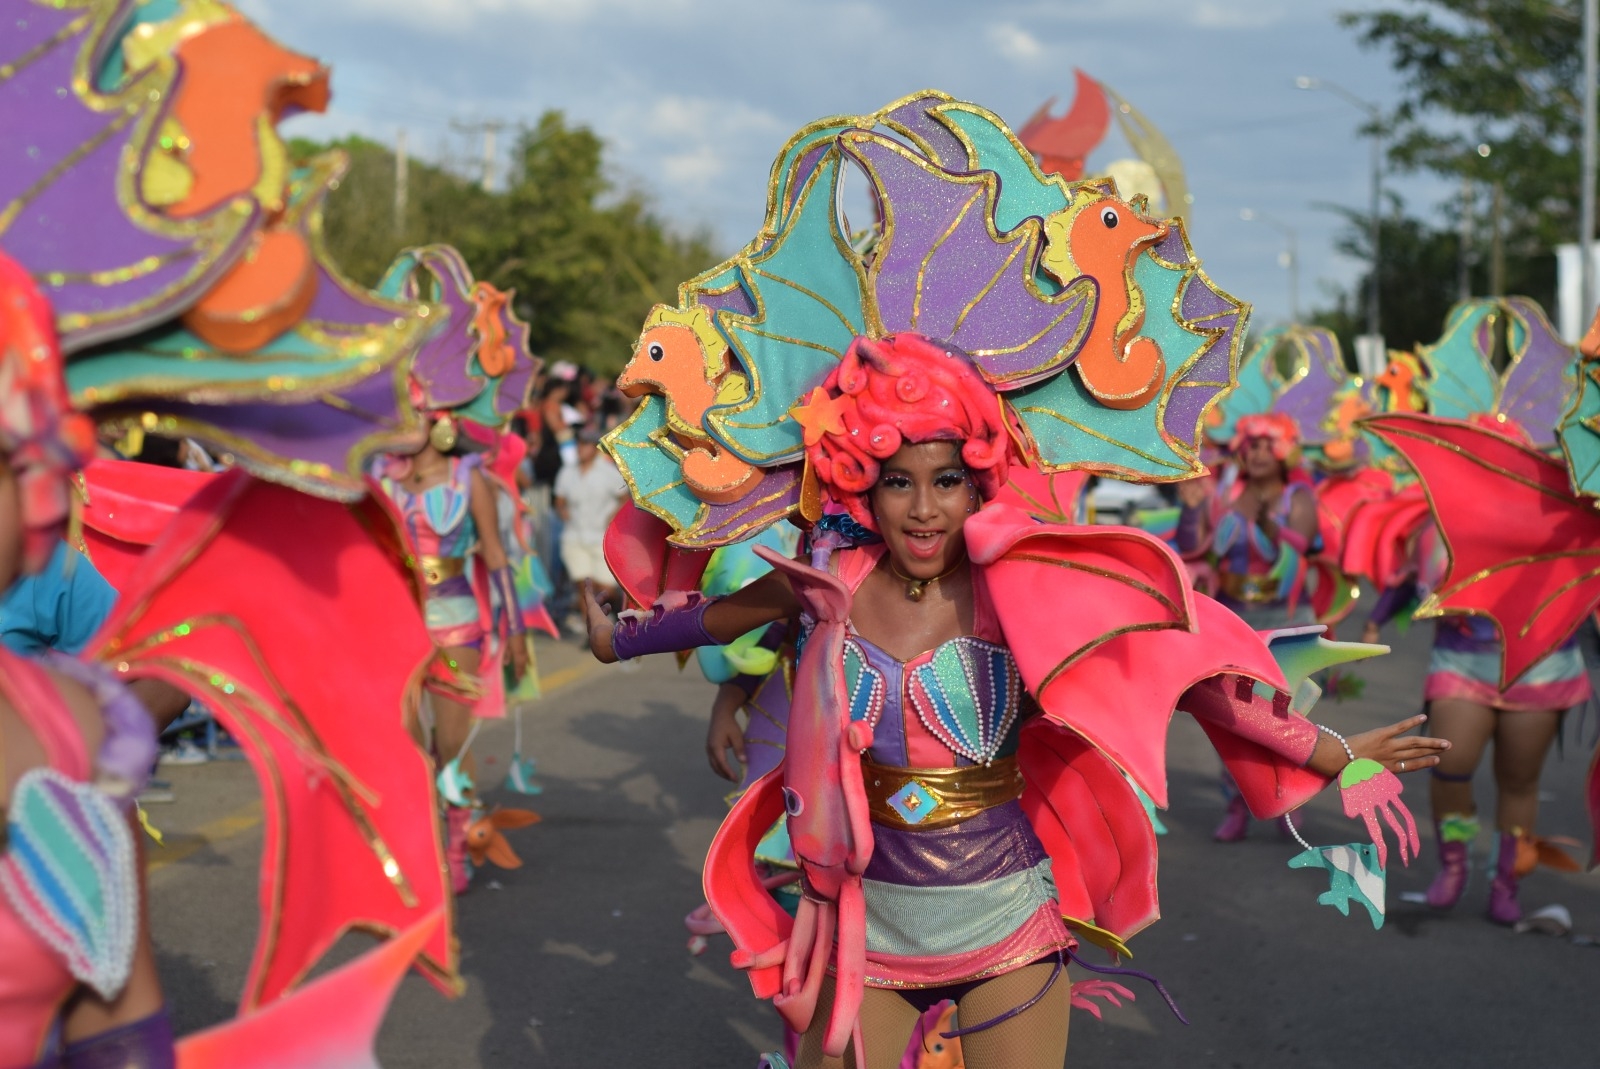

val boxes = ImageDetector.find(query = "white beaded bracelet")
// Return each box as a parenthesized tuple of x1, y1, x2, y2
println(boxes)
(1317, 723, 1356, 764)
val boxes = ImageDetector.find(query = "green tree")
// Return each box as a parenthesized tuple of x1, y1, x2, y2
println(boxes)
(1311, 200, 1556, 354)
(290, 111, 718, 375)
(1340, 0, 1588, 255)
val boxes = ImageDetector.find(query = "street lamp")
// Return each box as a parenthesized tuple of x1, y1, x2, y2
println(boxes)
(1296, 76, 1383, 344)
(1240, 208, 1299, 324)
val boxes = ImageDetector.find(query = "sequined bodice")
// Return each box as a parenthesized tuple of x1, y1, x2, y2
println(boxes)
(383, 457, 477, 558)
(844, 633, 1025, 768)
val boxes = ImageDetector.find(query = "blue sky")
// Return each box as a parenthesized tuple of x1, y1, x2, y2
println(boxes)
(240, 0, 1450, 333)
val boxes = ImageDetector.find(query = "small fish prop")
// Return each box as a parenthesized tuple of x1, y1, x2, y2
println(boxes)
(506, 755, 543, 796)
(466, 807, 541, 870)
(1288, 840, 1387, 930)
(1339, 758, 1418, 869)
(436, 757, 474, 808)
(505, 704, 544, 796)
(906, 1000, 964, 1069)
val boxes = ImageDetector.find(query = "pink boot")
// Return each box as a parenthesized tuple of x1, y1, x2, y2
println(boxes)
(1213, 794, 1251, 842)
(445, 806, 474, 895)
(1425, 814, 1477, 910)
(1486, 831, 1521, 926)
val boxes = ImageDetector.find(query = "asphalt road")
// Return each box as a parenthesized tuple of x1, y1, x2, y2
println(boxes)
(149, 623, 1600, 1068)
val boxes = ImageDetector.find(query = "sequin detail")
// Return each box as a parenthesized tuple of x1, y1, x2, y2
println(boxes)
(0, 768, 139, 1000)
(887, 780, 939, 825)
(907, 637, 1021, 765)
(843, 637, 886, 727)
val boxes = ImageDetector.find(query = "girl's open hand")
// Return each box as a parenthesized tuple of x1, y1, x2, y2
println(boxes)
(1349, 714, 1449, 774)
(582, 581, 618, 663)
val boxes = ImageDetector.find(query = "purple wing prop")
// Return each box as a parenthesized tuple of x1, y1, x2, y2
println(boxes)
(1499, 297, 1574, 449)
(1158, 228, 1249, 448)
(736, 667, 792, 801)
(0, 3, 257, 353)
(378, 246, 487, 410)
(843, 132, 1097, 389)
(679, 466, 802, 550)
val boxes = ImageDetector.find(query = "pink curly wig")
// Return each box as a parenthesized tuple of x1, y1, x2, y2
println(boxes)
(1230, 412, 1301, 464)
(802, 333, 1012, 532)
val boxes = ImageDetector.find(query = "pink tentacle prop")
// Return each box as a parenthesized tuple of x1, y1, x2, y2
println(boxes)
(774, 898, 835, 1034)
(1069, 979, 1136, 1019)
(752, 545, 873, 1050)
(1338, 759, 1418, 869)
(825, 878, 867, 1057)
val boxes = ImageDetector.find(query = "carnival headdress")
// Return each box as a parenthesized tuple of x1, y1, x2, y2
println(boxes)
(604, 91, 1249, 551)
(1, 2, 538, 498)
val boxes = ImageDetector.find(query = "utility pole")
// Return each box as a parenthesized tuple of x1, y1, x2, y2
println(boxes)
(1490, 181, 1505, 297)
(394, 128, 408, 237)
(1457, 174, 1473, 302)
(1583, 0, 1598, 326)
(451, 119, 505, 192)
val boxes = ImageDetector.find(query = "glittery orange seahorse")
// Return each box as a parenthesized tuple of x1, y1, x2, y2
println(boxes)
(1043, 185, 1169, 410)
(1374, 352, 1426, 413)
(1320, 387, 1374, 466)
(618, 305, 759, 504)
(122, 2, 330, 353)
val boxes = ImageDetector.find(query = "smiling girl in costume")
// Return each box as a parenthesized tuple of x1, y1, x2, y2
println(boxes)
(584, 333, 1444, 1069)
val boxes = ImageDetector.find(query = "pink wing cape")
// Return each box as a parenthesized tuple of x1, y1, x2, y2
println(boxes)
(1363, 414, 1600, 686)
(706, 501, 1332, 994)
(1340, 482, 1430, 589)
(86, 469, 456, 1008)
(177, 910, 443, 1068)
(80, 459, 215, 592)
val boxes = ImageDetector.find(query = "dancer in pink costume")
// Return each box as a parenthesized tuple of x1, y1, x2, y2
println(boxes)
(586, 335, 1444, 1069)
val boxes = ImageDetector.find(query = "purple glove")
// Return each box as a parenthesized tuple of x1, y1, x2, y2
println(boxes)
(611, 593, 719, 660)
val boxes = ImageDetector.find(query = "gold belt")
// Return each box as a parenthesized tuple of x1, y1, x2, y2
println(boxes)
(1221, 571, 1277, 604)
(862, 755, 1024, 830)
(417, 555, 466, 586)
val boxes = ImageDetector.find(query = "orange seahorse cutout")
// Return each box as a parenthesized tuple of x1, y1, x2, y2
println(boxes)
(1321, 388, 1373, 465)
(618, 305, 760, 504)
(1043, 184, 1170, 410)
(1373, 352, 1425, 413)
(125, 7, 331, 353)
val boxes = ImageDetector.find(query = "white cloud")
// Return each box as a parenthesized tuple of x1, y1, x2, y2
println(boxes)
(988, 22, 1045, 63)
(1191, 2, 1286, 30)
(333, 0, 693, 31)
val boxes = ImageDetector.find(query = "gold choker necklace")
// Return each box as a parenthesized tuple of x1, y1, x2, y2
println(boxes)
(889, 559, 964, 602)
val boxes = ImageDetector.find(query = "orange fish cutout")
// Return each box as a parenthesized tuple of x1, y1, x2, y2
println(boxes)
(181, 225, 316, 352)
(466, 807, 541, 870)
(912, 1001, 964, 1069)
(1046, 187, 1168, 410)
(166, 18, 330, 219)
(619, 305, 760, 504)
(1373, 353, 1426, 414)
(472, 283, 516, 376)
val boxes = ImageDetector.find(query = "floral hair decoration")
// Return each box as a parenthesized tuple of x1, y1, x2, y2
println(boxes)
(0, 253, 97, 575)
(1230, 412, 1301, 466)
(793, 333, 1014, 533)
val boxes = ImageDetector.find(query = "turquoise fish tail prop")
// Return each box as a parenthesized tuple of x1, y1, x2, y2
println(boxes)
(1288, 841, 1387, 929)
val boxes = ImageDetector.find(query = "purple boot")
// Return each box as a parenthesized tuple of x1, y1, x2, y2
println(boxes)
(1213, 794, 1251, 842)
(1425, 813, 1477, 910)
(1486, 831, 1523, 926)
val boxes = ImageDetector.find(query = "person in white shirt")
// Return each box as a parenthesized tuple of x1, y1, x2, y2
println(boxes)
(554, 427, 628, 611)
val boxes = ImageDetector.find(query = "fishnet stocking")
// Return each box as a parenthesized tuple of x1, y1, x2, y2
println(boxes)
(955, 961, 1071, 1068)
(794, 963, 1072, 1069)
(795, 976, 923, 1069)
